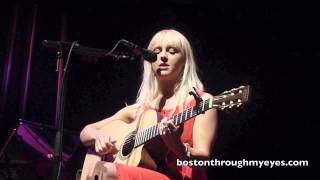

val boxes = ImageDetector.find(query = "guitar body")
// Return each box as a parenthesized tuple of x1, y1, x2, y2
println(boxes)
(80, 110, 159, 180)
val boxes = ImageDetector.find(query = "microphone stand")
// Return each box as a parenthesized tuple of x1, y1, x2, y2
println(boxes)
(52, 42, 77, 180)
(43, 39, 134, 179)
(52, 48, 64, 180)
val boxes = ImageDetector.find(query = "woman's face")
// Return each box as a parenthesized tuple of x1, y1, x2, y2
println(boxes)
(151, 38, 185, 81)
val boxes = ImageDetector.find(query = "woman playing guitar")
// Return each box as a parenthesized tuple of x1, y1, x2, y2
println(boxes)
(80, 29, 218, 180)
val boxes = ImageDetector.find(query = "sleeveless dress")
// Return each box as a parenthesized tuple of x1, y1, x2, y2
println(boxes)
(115, 98, 207, 180)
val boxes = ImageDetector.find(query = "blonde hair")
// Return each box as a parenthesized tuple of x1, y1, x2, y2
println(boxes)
(135, 29, 204, 108)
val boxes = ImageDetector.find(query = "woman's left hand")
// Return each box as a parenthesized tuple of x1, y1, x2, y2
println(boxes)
(159, 117, 183, 150)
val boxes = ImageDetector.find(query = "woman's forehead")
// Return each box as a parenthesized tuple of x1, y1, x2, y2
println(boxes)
(151, 33, 183, 48)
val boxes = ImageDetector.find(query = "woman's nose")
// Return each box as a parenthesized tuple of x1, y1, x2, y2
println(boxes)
(160, 51, 168, 62)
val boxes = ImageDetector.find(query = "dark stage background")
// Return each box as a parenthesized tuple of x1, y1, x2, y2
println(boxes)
(0, 0, 318, 179)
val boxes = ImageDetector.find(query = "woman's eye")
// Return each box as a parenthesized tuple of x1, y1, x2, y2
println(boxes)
(154, 49, 161, 54)
(168, 48, 177, 54)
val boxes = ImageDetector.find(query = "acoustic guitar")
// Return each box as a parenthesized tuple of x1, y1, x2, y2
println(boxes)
(80, 85, 250, 179)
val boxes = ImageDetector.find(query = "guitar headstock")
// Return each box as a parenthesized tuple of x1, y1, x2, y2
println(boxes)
(211, 85, 250, 110)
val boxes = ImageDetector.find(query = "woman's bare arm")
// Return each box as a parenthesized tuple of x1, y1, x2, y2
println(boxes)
(191, 92, 218, 160)
(80, 105, 137, 147)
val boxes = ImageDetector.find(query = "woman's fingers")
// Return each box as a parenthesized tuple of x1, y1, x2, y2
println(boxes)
(159, 118, 177, 135)
(103, 136, 111, 153)
(159, 123, 163, 135)
(167, 120, 178, 132)
(95, 137, 102, 153)
(159, 122, 165, 135)
(95, 135, 117, 155)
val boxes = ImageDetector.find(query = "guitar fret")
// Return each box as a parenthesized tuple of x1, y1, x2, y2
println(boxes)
(137, 133, 141, 145)
(156, 124, 160, 136)
(148, 128, 152, 140)
(139, 132, 143, 145)
(134, 133, 140, 147)
(139, 132, 143, 146)
(205, 99, 209, 110)
(185, 110, 189, 120)
(173, 115, 178, 125)
(185, 109, 189, 119)
(201, 100, 205, 112)
(182, 112, 186, 122)
(154, 125, 157, 137)
(192, 106, 196, 116)
(145, 129, 149, 142)
(136, 133, 140, 146)
(178, 112, 182, 123)
(142, 131, 146, 143)
(181, 111, 185, 121)
(154, 124, 158, 137)
(174, 113, 179, 124)
(154, 125, 158, 137)
(149, 127, 154, 139)
(140, 131, 143, 143)
(190, 106, 194, 116)
(149, 127, 153, 139)
(175, 113, 180, 124)
(138, 132, 142, 145)
(149, 128, 153, 140)
(136, 133, 139, 146)
(146, 129, 150, 142)
(144, 130, 148, 142)
(187, 108, 192, 119)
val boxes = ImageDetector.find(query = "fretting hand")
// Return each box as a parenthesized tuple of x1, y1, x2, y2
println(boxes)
(159, 117, 183, 150)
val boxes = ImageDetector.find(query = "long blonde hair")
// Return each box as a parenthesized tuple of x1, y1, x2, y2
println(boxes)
(136, 29, 203, 109)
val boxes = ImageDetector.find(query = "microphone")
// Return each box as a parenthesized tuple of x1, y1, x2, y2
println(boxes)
(119, 39, 157, 63)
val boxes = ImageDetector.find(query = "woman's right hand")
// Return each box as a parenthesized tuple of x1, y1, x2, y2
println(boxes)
(94, 130, 117, 155)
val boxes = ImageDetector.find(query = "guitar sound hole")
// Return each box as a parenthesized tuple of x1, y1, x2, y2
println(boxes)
(121, 134, 135, 157)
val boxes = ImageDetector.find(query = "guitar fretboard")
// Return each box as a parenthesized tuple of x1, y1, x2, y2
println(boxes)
(133, 98, 212, 147)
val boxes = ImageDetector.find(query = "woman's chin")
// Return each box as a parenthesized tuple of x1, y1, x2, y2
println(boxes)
(156, 69, 171, 76)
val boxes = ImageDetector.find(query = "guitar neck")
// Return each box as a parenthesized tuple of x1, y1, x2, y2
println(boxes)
(134, 98, 213, 147)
